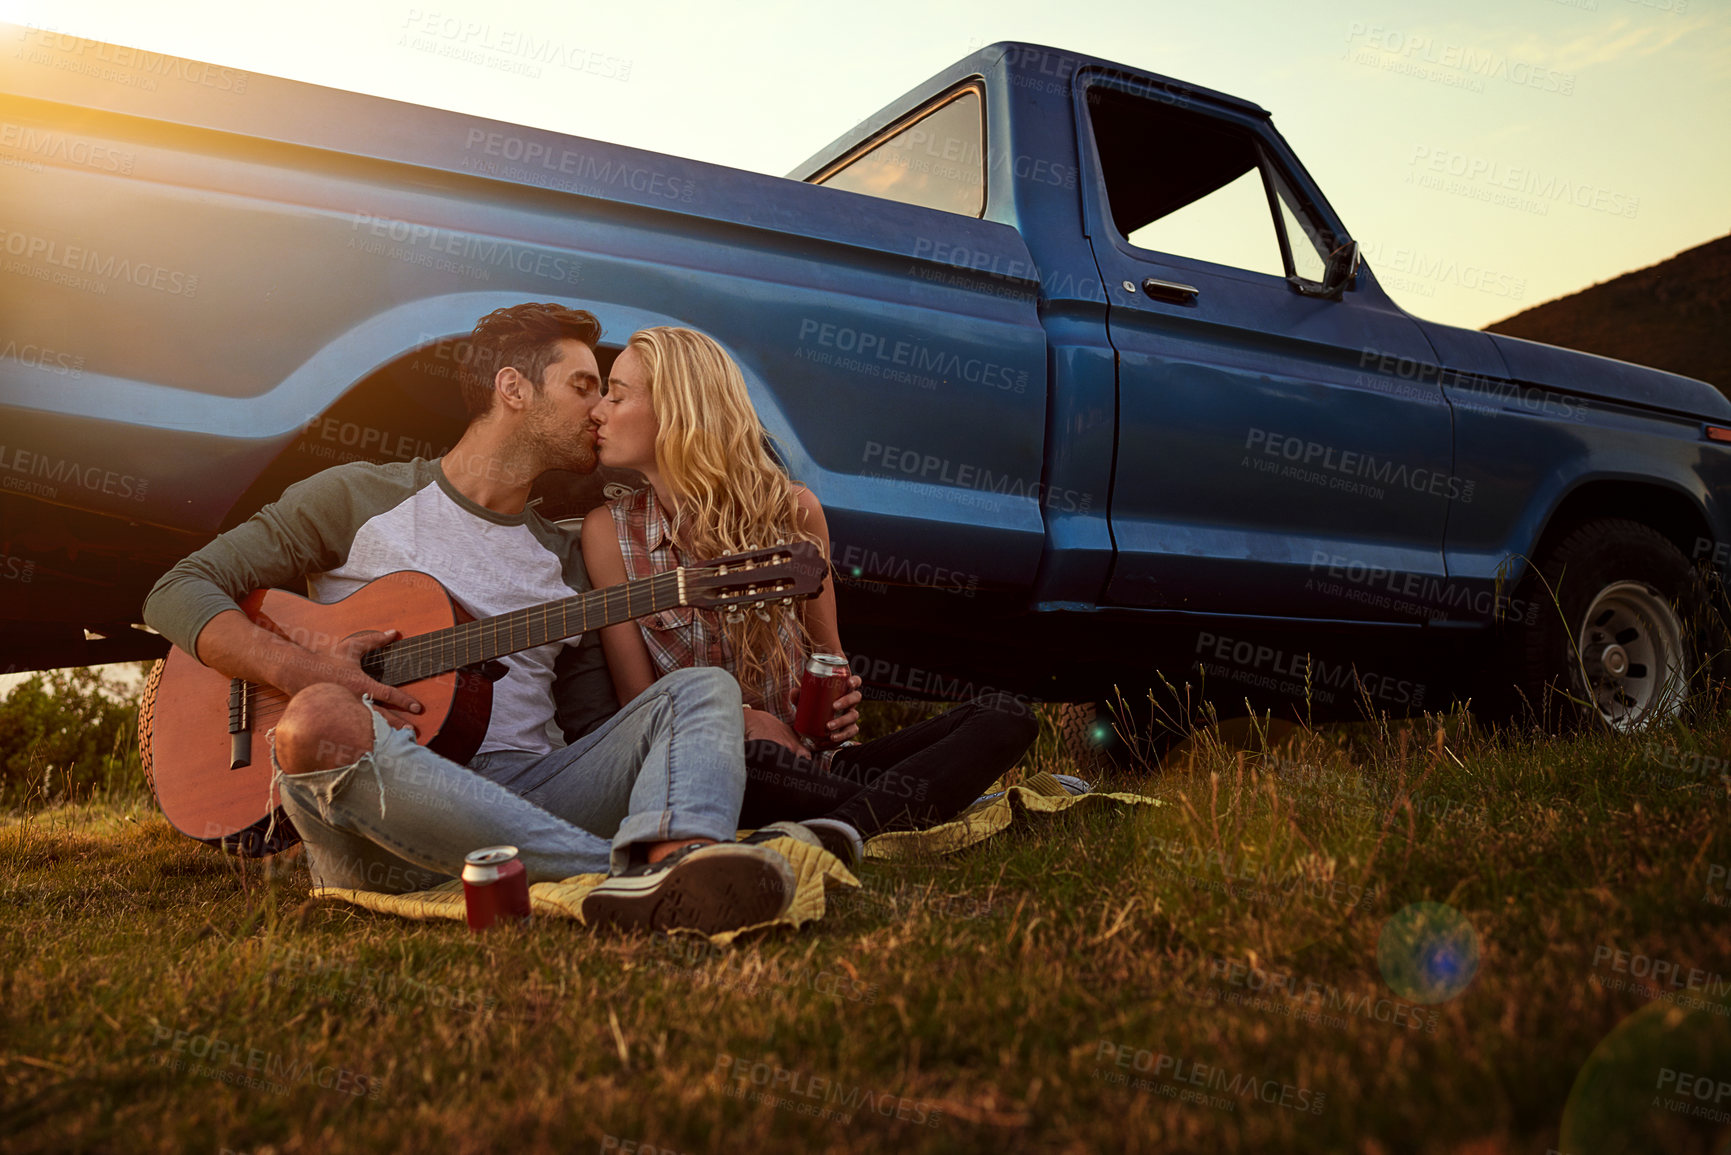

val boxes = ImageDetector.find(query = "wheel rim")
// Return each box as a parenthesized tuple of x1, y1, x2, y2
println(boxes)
(1572, 580, 1688, 730)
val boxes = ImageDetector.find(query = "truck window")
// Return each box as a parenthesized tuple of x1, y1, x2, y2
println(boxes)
(813, 88, 985, 218)
(1085, 86, 1327, 279)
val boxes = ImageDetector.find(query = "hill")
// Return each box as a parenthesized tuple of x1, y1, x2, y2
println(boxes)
(1483, 233, 1730, 392)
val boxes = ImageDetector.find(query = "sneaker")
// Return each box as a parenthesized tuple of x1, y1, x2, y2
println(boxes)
(801, 818, 864, 873)
(740, 820, 824, 851)
(1053, 774, 1094, 796)
(971, 774, 1094, 808)
(580, 842, 794, 935)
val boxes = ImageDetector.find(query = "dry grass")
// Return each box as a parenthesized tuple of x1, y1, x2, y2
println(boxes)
(3, 701, 1730, 1154)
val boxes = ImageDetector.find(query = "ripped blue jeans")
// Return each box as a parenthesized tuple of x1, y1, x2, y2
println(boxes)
(272, 667, 746, 893)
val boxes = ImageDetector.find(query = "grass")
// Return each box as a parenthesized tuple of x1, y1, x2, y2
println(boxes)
(3, 700, 1730, 1154)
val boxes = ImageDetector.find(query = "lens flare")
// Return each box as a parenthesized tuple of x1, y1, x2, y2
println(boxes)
(1377, 901, 1480, 1005)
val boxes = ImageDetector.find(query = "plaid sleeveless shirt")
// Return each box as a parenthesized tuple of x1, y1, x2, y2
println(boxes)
(604, 486, 804, 725)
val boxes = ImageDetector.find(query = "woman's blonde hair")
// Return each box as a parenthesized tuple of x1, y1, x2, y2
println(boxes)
(626, 326, 823, 693)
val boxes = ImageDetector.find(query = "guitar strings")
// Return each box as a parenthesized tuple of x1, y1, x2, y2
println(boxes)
(235, 568, 678, 708)
(368, 568, 685, 678)
(357, 558, 799, 679)
(238, 554, 803, 701)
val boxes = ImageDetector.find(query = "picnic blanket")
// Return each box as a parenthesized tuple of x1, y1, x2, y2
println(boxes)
(311, 771, 1161, 944)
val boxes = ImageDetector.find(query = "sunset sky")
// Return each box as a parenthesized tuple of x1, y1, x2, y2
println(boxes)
(1, 0, 1725, 332)
(0, 0, 1727, 698)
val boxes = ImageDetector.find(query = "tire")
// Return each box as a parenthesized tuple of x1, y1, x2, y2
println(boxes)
(1511, 517, 1719, 731)
(1051, 694, 1180, 776)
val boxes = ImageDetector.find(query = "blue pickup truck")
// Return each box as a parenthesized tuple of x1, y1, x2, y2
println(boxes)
(2, 26, 1726, 738)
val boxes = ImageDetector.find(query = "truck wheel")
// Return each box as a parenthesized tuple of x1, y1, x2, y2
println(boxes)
(1514, 518, 1714, 731)
(1051, 696, 1177, 776)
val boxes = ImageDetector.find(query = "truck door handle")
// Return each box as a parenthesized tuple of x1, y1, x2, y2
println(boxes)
(1142, 277, 1200, 305)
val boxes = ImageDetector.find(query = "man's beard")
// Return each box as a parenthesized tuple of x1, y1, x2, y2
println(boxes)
(529, 411, 599, 475)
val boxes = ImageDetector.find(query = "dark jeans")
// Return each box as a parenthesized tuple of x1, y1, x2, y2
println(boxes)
(738, 693, 1039, 839)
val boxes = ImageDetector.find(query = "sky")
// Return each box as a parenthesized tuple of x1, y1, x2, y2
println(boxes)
(0, 0, 1725, 333)
(0, 0, 1727, 697)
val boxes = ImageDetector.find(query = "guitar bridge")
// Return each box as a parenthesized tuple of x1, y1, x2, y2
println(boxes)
(227, 678, 252, 770)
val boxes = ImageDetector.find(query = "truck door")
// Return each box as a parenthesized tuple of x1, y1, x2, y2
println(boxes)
(1076, 74, 1456, 619)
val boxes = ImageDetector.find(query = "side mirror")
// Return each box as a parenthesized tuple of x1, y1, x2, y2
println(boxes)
(1290, 238, 1359, 300)
(1322, 239, 1360, 297)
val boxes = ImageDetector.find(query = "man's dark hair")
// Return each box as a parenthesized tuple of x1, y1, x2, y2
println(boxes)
(458, 303, 602, 421)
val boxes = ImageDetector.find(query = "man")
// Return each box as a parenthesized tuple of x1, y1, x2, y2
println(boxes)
(143, 302, 798, 936)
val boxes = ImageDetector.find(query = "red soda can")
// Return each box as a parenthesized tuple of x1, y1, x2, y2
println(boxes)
(463, 845, 531, 931)
(793, 653, 851, 747)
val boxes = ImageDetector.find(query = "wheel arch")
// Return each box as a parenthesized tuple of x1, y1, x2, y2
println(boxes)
(1525, 477, 1714, 577)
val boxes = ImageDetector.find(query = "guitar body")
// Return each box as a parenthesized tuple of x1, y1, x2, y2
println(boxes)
(139, 542, 822, 858)
(142, 572, 493, 856)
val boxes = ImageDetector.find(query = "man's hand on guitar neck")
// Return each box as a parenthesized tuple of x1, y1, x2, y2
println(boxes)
(193, 609, 424, 718)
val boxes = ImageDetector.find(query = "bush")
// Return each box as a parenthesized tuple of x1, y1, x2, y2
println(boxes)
(0, 663, 150, 809)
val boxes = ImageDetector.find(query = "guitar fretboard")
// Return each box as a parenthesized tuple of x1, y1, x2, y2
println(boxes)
(359, 569, 685, 686)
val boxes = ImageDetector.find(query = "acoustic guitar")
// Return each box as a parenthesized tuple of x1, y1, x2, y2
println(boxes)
(139, 543, 824, 856)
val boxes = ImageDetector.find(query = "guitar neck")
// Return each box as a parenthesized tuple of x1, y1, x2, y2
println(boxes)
(361, 569, 686, 686)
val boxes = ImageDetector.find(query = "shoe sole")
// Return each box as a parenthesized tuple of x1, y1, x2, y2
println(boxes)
(581, 846, 794, 935)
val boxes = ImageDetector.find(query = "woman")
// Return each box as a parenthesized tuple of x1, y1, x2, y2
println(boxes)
(580, 327, 1039, 864)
